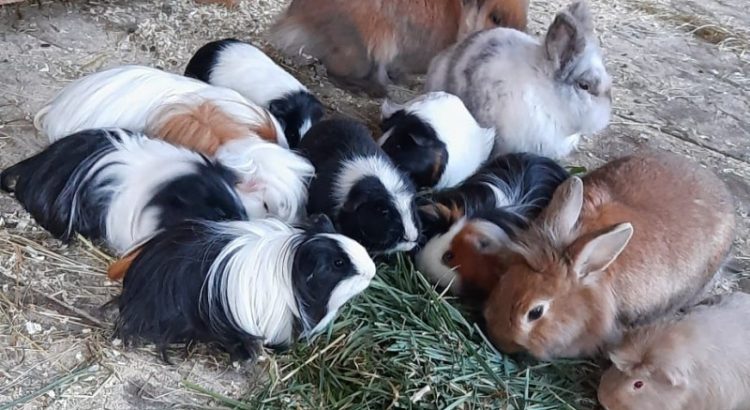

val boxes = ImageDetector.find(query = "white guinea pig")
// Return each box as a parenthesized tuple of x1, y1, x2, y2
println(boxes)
(599, 292, 750, 410)
(425, 1, 611, 158)
(379, 91, 495, 190)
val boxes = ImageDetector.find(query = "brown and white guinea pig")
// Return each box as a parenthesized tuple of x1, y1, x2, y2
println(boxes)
(425, 1, 611, 158)
(483, 151, 736, 360)
(598, 292, 750, 410)
(414, 153, 569, 301)
(298, 118, 420, 254)
(0, 128, 247, 255)
(34, 65, 314, 223)
(110, 215, 375, 362)
(270, 0, 529, 97)
(184, 39, 325, 148)
(379, 92, 495, 190)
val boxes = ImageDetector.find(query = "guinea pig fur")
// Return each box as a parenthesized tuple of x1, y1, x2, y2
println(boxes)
(112, 215, 376, 362)
(415, 153, 569, 298)
(483, 151, 736, 360)
(425, 1, 611, 158)
(379, 91, 495, 190)
(598, 292, 750, 410)
(298, 118, 420, 254)
(184, 38, 325, 148)
(0, 128, 248, 254)
(34, 65, 314, 223)
(271, 0, 529, 97)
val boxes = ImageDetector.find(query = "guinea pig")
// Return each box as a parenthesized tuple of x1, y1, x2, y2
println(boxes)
(379, 91, 495, 190)
(415, 153, 569, 300)
(298, 118, 420, 254)
(184, 38, 325, 148)
(425, 1, 611, 158)
(111, 215, 376, 362)
(34, 65, 314, 223)
(0, 128, 248, 254)
(271, 0, 529, 97)
(598, 292, 750, 410)
(483, 151, 736, 360)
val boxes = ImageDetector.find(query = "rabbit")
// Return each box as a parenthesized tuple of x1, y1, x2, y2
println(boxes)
(483, 151, 736, 360)
(298, 118, 420, 254)
(379, 91, 495, 190)
(425, 1, 611, 158)
(185, 38, 325, 148)
(270, 0, 529, 97)
(0, 128, 248, 254)
(598, 292, 750, 410)
(33, 65, 314, 223)
(111, 215, 376, 362)
(415, 153, 568, 301)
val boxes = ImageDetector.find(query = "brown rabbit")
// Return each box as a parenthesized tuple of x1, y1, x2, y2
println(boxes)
(598, 292, 750, 410)
(483, 151, 735, 360)
(270, 0, 528, 97)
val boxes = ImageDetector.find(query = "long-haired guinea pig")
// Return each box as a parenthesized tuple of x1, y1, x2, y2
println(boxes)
(598, 292, 750, 410)
(271, 0, 528, 97)
(425, 1, 611, 158)
(110, 215, 375, 362)
(415, 153, 569, 300)
(483, 151, 735, 360)
(379, 92, 495, 190)
(184, 38, 325, 148)
(0, 128, 248, 254)
(298, 118, 420, 254)
(34, 65, 314, 223)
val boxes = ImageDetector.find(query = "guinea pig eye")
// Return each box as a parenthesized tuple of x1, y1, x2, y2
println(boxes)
(441, 251, 454, 264)
(527, 305, 544, 322)
(490, 12, 502, 25)
(263, 203, 270, 212)
(633, 380, 644, 390)
(577, 81, 591, 91)
(334, 258, 345, 268)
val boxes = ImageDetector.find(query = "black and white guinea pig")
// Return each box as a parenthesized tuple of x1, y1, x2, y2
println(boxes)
(0, 128, 248, 254)
(184, 38, 325, 149)
(298, 118, 420, 254)
(379, 91, 495, 190)
(111, 215, 375, 362)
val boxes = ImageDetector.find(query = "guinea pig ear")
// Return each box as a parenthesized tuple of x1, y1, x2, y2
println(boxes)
(544, 2, 588, 72)
(466, 220, 510, 253)
(571, 222, 633, 279)
(608, 348, 640, 374)
(654, 365, 689, 387)
(408, 132, 432, 147)
(542, 176, 584, 243)
(268, 99, 289, 130)
(380, 99, 404, 119)
(341, 185, 370, 214)
(308, 213, 336, 234)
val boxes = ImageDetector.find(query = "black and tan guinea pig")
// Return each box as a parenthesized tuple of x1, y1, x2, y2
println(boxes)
(0, 128, 248, 255)
(414, 153, 569, 300)
(109, 214, 375, 362)
(379, 91, 495, 190)
(184, 38, 325, 148)
(298, 118, 420, 254)
(270, 0, 529, 96)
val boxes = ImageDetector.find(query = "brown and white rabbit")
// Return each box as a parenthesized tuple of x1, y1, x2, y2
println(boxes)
(425, 1, 611, 158)
(270, 0, 529, 97)
(483, 151, 735, 360)
(598, 292, 750, 410)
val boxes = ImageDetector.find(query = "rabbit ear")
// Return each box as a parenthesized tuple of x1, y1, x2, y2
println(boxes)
(572, 222, 633, 279)
(542, 177, 584, 243)
(544, 2, 589, 72)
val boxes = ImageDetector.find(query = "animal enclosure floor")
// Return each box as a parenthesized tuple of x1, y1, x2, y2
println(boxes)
(0, 0, 748, 408)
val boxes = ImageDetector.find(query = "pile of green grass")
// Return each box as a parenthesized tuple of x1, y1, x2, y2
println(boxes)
(193, 255, 601, 409)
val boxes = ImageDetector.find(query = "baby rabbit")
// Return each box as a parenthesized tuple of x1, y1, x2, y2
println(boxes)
(425, 1, 611, 158)
(271, 0, 529, 97)
(415, 153, 568, 301)
(299, 118, 420, 254)
(379, 92, 495, 190)
(598, 292, 750, 410)
(483, 151, 735, 360)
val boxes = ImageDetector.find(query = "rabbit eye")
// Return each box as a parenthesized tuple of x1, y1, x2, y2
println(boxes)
(442, 251, 454, 264)
(263, 203, 270, 212)
(633, 381, 644, 390)
(577, 81, 591, 91)
(334, 259, 345, 268)
(490, 12, 502, 25)
(527, 305, 544, 322)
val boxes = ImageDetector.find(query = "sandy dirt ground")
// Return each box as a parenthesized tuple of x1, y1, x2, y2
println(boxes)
(0, 0, 748, 408)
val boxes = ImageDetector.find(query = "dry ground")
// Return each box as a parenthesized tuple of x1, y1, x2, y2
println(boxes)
(0, 0, 748, 408)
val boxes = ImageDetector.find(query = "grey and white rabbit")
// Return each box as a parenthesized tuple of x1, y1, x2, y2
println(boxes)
(425, 1, 611, 159)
